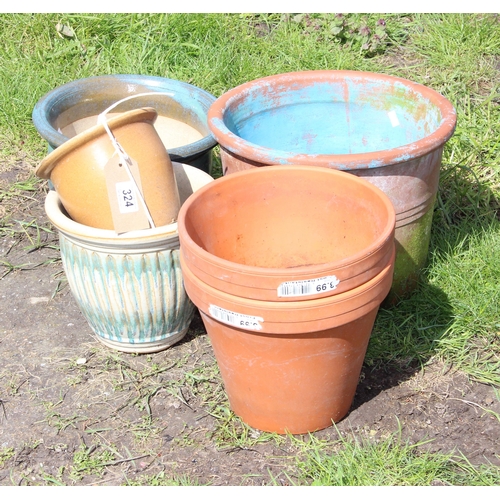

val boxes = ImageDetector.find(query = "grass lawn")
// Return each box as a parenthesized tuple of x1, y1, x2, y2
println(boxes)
(0, 13, 499, 486)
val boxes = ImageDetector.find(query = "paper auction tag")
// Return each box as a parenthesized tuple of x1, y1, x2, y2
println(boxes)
(103, 155, 151, 234)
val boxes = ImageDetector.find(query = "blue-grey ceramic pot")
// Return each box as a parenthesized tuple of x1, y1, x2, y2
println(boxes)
(33, 74, 217, 173)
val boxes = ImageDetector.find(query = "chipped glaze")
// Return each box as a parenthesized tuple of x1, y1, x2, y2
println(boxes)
(208, 71, 457, 299)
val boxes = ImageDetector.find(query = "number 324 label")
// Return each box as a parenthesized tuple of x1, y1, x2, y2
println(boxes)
(103, 155, 150, 233)
(116, 181, 139, 214)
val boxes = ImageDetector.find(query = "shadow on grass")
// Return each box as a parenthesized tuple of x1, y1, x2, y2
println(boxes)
(349, 168, 500, 409)
(351, 280, 454, 412)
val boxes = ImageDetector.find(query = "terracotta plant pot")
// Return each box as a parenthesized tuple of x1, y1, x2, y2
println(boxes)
(177, 166, 396, 433)
(179, 166, 395, 301)
(180, 247, 394, 434)
(36, 107, 181, 231)
(45, 162, 214, 353)
(207, 70, 457, 301)
(32, 74, 217, 173)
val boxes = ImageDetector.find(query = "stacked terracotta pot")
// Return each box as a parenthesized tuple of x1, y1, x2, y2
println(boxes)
(178, 165, 396, 434)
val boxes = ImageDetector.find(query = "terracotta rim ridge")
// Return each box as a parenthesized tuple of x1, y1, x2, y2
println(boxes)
(35, 107, 158, 180)
(208, 70, 457, 170)
(177, 165, 396, 278)
(180, 247, 395, 334)
(181, 249, 395, 310)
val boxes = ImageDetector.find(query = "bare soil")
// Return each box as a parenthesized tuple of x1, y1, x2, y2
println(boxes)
(0, 159, 499, 486)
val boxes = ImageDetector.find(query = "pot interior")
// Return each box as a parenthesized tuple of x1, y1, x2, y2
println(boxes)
(58, 112, 204, 151)
(53, 102, 206, 151)
(223, 76, 445, 155)
(41, 75, 214, 151)
(184, 168, 393, 268)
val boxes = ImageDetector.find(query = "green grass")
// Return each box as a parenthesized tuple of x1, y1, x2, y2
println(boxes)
(69, 444, 118, 481)
(292, 428, 500, 486)
(0, 447, 15, 468)
(367, 216, 500, 384)
(1, 12, 500, 485)
(123, 471, 202, 486)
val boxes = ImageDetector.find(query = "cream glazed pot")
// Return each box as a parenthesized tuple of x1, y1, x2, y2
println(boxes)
(45, 162, 214, 353)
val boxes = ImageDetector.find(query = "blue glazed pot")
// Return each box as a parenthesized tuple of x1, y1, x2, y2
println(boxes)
(33, 74, 217, 173)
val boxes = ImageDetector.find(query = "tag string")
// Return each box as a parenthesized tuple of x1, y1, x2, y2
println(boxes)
(97, 92, 174, 229)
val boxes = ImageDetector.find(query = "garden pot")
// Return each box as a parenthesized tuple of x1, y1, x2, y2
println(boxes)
(177, 165, 395, 433)
(207, 70, 457, 301)
(36, 107, 181, 231)
(44, 162, 214, 353)
(32, 74, 217, 173)
(178, 166, 395, 301)
(179, 250, 395, 434)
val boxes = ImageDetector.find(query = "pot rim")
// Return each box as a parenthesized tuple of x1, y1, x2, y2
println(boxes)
(45, 189, 179, 243)
(35, 107, 158, 180)
(178, 165, 396, 277)
(44, 161, 214, 243)
(208, 70, 457, 170)
(181, 247, 395, 313)
(45, 161, 216, 244)
(32, 74, 218, 156)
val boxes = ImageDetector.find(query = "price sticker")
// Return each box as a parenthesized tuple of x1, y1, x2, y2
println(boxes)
(277, 275, 340, 298)
(209, 305, 263, 331)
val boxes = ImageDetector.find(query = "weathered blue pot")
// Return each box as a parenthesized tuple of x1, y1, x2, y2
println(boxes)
(208, 70, 457, 301)
(33, 74, 217, 173)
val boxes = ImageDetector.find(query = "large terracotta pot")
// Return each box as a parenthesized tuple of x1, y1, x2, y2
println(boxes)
(179, 165, 395, 301)
(32, 74, 217, 173)
(36, 107, 181, 231)
(45, 163, 214, 353)
(207, 70, 457, 301)
(177, 166, 396, 433)
(180, 244, 394, 434)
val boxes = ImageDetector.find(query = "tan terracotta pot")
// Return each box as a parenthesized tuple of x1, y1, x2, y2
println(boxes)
(180, 250, 395, 433)
(36, 107, 181, 230)
(178, 165, 395, 301)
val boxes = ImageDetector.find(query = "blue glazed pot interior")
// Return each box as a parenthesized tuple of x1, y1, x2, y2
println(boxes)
(33, 74, 217, 169)
(223, 77, 443, 156)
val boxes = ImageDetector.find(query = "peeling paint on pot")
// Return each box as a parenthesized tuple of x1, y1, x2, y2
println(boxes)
(209, 71, 455, 170)
(208, 70, 457, 298)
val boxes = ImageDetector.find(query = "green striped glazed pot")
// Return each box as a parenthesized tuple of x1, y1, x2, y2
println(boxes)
(45, 162, 214, 353)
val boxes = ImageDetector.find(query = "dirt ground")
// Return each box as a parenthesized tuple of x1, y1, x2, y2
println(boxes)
(0, 158, 499, 486)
